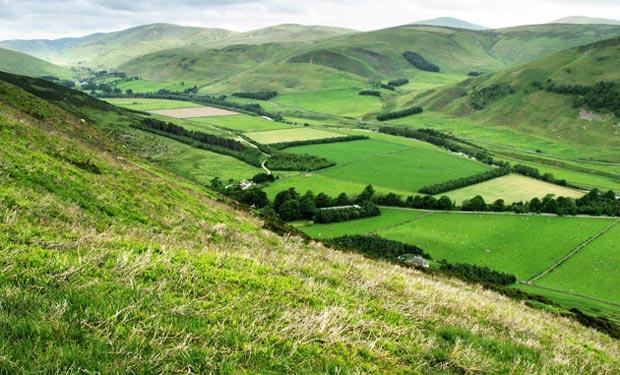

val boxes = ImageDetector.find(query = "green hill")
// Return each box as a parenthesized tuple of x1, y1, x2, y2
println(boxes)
(115, 23, 620, 93)
(2, 72, 620, 373)
(410, 17, 488, 30)
(553, 16, 620, 25)
(418, 37, 620, 162)
(0, 47, 70, 79)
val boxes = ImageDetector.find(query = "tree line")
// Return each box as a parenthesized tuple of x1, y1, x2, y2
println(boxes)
(402, 51, 440, 72)
(545, 80, 620, 117)
(232, 91, 278, 101)
(419, 167, 511, 195)
(329, 235, 430, 260)
(377, 106, 424, 121)
(268, 135, 369, 150)
(388, 78, 409, 87)
(359, 90, 382, 97)
(378, 126, 501, 166)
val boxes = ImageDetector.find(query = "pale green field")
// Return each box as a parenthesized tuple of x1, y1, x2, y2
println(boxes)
(534, 221, 620, 303)
(377, 212, 614, 280)
(105, 98, 201, 111)
(443, 174, 584, 204)
(114, 80, 190, 93)
(246, 128, 343, 144)
(297, 208, 429, 239)
(274, 89, 384, 117)
(187, 115, 294, 132)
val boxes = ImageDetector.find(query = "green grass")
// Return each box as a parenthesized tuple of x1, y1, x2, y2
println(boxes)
(286, 139, 409, 164)
(319, 146, 491, 193)
(0, 47, 70, 79)
(187, 114, 294, 132)
(3, 67, 620, 374)
(246, 127, 343, 144)
(443, 174, 584, 204)
(377, 212, 614, 280)
(274, 89, 383, 117)
(105, 98, 202, 111)
(534, 221, 620, 303)
(297, 208, 429, 239)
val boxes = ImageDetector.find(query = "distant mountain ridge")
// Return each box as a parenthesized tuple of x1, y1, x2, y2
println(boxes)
(410, 17, 488, 30)
(0, 23, 357, 69)
(552, 16, 620, 25)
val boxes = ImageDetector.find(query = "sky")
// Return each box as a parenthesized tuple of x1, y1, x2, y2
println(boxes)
(1, 0, 619, 40)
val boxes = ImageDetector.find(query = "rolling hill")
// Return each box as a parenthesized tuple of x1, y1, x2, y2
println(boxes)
(553, 16, 620, 25)
(418, 37, 620, 162)
(410, 17, 488, 30)
(0, 47, 70, 79)
(0, 23, 356, 70)
(2, 71, 620, 374)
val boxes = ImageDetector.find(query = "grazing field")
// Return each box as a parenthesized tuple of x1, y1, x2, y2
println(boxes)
(188, 114, 294, 132)
(443, 174, 584, 204)
(105, 98, 201, 111)
(245, 127, 343, 144)
(286, 139, 409, 164)
(274, 89, 383, 117)
(149, 106, 240, 118)
(377, 212, 614, 280)
(113, 79, 190, 93)
(319, 146, 492, 193)
(150, 139, 262, 184)
(297, 208, 429, 239)
(533, 221, 620, 303)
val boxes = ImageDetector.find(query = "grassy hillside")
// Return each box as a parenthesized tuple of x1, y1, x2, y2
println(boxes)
(0, 47, 70, 79)
(410, 17, 488, 30)
(419, 37, 620, 163)
(553, 16, 620, 25)
(2, 74, 620, 373)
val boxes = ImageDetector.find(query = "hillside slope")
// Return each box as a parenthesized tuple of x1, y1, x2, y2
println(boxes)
(2, 74, 620, 373)
(0, 47, 70, 79)
(410, 17, 488, 30)
(553, 16, 620, 25)
(419, 37, 620, 161)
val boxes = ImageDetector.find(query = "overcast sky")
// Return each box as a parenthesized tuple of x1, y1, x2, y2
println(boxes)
(1, 0, 619, 40)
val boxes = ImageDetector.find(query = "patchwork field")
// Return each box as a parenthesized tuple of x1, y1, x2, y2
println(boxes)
(376, 212, 614, 280)
(246, 127, 343, 144)
(297, 208, 429, 239)
(105, 98, 201, 111)
(443, 174, 584, 204)
(149, 106, 240, 118)
(188, 114, 294, 132)
(533, 220, 620, 303)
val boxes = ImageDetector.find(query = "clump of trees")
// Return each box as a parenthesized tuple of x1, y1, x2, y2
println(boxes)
(251, 172, 275, 184)
(402, 51, 440, 72)
(388, 78, 409, 87)
(359, 90, 382, 97)
(380, 84, 395, 91)
(330, 235, 430, 260)
(232, 91, 278, 101)
(272, 185, 380, 223)
(469, 83, 515, 110)
(545, 80, 620, 117)
(377, 106, 423, 121)
(439, 261, 517, 285)
(267, 151, 335, 171)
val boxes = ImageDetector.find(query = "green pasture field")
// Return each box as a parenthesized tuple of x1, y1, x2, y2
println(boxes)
(246, 127, 343, 144)
(533, 221, 620, 303)
(187, 115, 294, 133)
(388, 111, 619, 163)
(286, 139, 409, 164)
(318, 146, 491, 193)
(274, 89, 384, 117)
(263, 173, 416, 201)
(296, 208, 428, 239)
(443, 174, 584, 204)
(105, 98, 201, 111)
(376, 212, 614, 280)
(150, 139, 262, 184)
